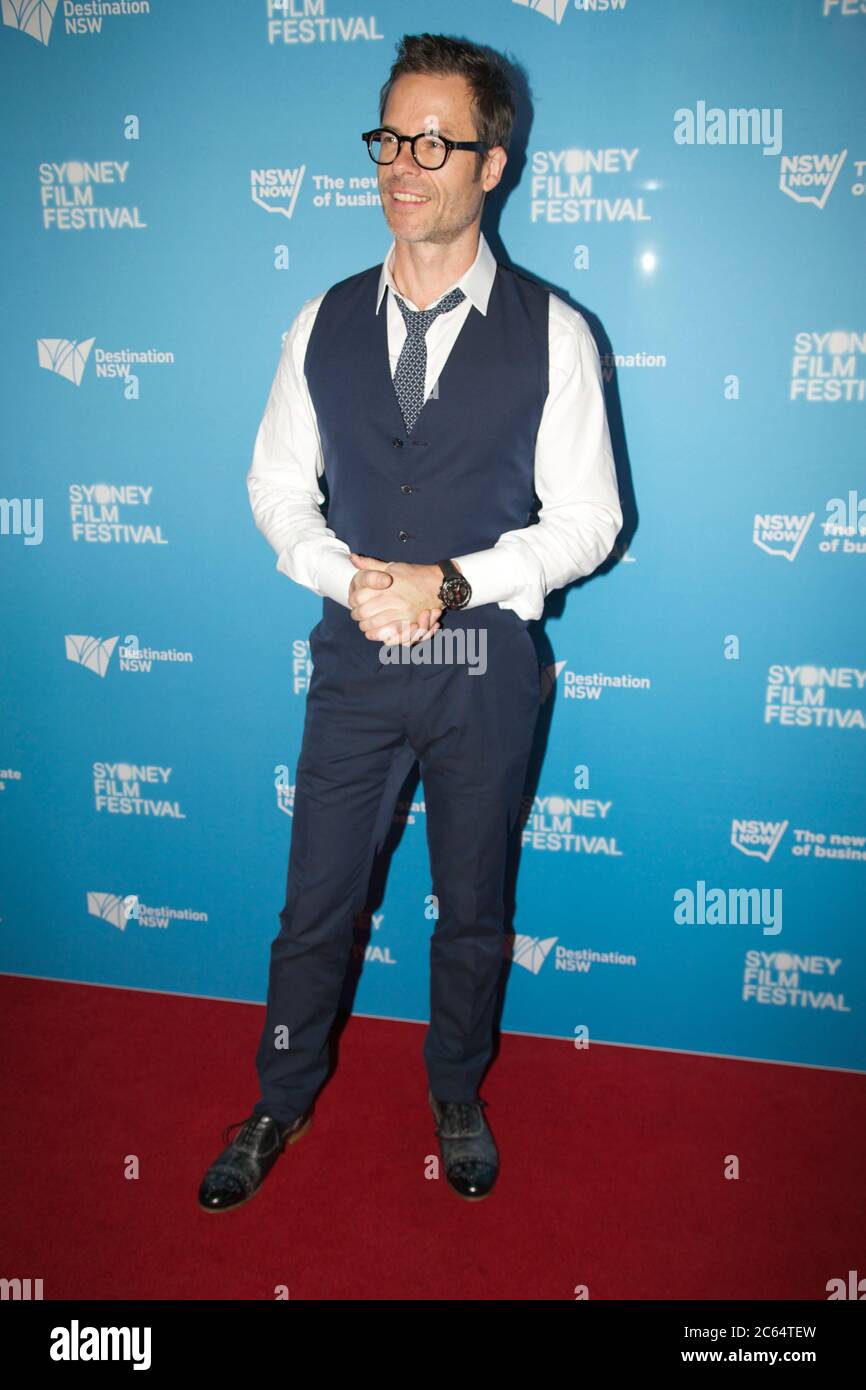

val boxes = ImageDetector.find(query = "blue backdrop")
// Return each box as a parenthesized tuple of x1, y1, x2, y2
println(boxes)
(2, 0, 864, 1074)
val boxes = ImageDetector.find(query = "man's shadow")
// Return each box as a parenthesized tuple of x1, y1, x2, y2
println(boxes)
(322, 43, 637, 1096)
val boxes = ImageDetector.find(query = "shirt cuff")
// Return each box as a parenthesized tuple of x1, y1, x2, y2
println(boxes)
(451, 546, 526, 610)
(314, 549, 356, 608)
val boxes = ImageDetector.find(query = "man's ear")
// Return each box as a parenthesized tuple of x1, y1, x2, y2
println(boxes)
(482, 145, 507, 193)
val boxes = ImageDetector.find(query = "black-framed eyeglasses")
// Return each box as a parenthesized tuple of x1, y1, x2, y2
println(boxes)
(361, 127, 487, 171)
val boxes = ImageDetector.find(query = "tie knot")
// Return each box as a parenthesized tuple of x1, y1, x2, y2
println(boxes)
(393, 286, 466, 337)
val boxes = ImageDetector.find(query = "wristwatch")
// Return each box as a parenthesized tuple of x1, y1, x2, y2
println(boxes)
(436, 558, 472, 611)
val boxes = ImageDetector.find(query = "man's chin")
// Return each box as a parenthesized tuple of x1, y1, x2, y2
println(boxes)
(389, 230, 430, 246)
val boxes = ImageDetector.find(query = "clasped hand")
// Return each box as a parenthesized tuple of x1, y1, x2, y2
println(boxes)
(348, 552, 444, 645)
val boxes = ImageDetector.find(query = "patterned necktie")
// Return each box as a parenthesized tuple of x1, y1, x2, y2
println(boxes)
(391, 286, 467, 434)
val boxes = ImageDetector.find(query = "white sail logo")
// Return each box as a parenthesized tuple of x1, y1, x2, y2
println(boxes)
(37, 338, 95, 386)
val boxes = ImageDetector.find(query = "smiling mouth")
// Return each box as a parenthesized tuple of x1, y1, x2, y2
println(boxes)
(390, 190, 430, 204)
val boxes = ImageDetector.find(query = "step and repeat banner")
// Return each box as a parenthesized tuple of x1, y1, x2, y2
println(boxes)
(1, 0, 864, 1074)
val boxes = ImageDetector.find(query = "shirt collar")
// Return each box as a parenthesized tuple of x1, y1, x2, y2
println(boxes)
(375, 229, 496, 317)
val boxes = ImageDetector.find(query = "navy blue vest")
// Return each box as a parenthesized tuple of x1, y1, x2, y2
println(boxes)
(304, 256, 549, 648)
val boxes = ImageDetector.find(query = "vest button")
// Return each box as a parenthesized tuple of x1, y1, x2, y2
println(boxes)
(397, 530, 410, 542)
(400, 484, 413, 494)
(391, 437, 403, 448)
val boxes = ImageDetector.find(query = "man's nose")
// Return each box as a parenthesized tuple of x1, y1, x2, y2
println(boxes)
(392, 137, 421, 175)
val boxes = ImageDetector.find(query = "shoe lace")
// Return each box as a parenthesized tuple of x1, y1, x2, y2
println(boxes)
(221, 1113, 283, 1156)
(435, 1098, 487, 1137)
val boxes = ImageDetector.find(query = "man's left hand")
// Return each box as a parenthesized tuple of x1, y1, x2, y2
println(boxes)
(349, 554, 446, 643)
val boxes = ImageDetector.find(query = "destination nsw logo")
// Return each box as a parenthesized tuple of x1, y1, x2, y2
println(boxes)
(65, 633, 192, 678)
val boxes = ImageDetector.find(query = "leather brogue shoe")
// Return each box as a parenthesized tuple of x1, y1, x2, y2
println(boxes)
(197, 1109, 311, 1213)
(428, 1089, 498, 1201)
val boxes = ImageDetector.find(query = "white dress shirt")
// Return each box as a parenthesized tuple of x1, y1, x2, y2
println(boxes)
(247, 230, 622, 621)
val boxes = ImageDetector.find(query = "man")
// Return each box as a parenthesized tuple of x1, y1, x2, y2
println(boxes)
(198, 32, 622, 1213)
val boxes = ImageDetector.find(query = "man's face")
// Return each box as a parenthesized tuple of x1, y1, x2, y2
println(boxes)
(376, 72, 504, 246)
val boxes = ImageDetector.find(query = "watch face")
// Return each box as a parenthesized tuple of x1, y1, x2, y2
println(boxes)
(441, 575, 471, 610)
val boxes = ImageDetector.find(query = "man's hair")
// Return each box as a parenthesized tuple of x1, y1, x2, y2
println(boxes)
(378, 32, 515, 180)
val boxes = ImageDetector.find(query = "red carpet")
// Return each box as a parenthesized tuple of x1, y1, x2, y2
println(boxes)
(1, 974, 863, 1301)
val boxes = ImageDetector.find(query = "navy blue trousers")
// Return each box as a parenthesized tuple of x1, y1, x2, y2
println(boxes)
(252, 606, 541, 1126)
